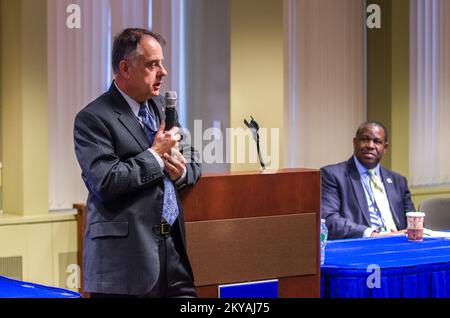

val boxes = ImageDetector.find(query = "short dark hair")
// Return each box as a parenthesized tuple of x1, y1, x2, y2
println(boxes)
(355, 121, 389, 143)
(112, 28, 166, 75)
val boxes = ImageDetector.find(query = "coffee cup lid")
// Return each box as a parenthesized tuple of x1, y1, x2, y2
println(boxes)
(406, 211, 425, 217)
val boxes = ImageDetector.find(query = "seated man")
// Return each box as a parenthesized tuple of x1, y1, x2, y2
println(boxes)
(321, 121, 415, 239)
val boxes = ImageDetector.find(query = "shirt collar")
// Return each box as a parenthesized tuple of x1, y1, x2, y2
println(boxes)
(353, 155, 381, 177)
(114, 82, 147, 117)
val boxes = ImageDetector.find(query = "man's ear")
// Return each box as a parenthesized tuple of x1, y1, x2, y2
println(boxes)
(383, 141, 389, 153)
(118, 60, 131, 79)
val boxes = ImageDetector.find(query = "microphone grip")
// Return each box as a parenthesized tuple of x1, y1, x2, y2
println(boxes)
(165, 107, 177, 131)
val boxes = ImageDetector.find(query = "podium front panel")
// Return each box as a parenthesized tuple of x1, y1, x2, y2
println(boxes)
(186, 213, 316, 286)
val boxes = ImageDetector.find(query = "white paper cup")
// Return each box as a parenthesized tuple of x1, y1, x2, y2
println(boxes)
(406, 212, 425, 241)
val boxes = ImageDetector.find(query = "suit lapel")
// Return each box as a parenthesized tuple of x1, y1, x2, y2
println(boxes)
(109, 83, 151, 150)
(347, 158, 371, 226)
(380, 168, 401, 227)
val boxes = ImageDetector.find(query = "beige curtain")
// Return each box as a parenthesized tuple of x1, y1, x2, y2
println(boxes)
(284, 0, 366, 169)
(410, 0, 450, 186)
(47, 0, 150, 210)
(47, 0, 227, 210)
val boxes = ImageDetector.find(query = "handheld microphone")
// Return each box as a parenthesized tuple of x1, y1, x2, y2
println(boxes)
(164, 91, 177, 131)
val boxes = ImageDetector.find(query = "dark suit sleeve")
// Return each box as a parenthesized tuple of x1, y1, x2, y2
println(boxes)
(321, 168, 368, 239)
(401, 175, 416, 213)
(177, 146, 201, 190)
(175, 128, 201, 190)
(74, 109, 165, 203)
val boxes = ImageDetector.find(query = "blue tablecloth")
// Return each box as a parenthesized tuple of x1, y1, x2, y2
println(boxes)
(321, 235, 450, 298)
(0, 276, 80, 298)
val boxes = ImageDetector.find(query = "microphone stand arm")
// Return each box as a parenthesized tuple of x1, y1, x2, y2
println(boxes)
(255, 133, 265, 170)
(244, 116, 266, 171)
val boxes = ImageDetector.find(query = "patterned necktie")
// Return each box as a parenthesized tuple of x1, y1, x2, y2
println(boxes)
(138, 103, 157, 134)
(366, 170, 384, 231)
(368, 169, 384, 192)
(368, 169, 397, 231)
(139, 103, 179, 225)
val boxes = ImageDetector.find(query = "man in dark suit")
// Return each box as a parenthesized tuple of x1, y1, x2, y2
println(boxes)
(73, 28, 201, 297)
(321, 121, 415, 239)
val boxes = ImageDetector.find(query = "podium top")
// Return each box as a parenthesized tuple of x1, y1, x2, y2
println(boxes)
(202, 168, 319, 178)
(181, 168, 320, 222)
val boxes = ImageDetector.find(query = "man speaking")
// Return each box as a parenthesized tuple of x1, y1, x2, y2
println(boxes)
(74, 28, 201, 297)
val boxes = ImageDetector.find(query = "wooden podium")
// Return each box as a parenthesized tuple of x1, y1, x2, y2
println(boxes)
(75, 168, 320, 298)
(180, 168, 321, 298)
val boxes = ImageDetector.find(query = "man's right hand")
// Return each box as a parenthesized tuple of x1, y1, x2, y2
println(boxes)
(151, 121, 181, 157)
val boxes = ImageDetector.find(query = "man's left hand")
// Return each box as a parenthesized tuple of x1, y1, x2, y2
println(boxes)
(163, 148, 187, 181)
(370, 229, 407, 238)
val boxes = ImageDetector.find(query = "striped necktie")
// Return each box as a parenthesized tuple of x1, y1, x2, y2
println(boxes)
(368, 169, 397, 232)
(139, 103, 179, 225)
(366, 169, 384, 231)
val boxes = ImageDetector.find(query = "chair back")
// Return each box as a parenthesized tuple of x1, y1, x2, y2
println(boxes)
(418, 197, 450, 230)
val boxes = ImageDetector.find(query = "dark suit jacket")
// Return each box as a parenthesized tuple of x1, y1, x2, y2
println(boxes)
(73, 83, 201, 294)
(321, 157, 415, 239)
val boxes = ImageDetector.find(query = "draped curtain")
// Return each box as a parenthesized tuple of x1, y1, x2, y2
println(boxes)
(48, 0, 229, 211)
(410, 0, 450, 187)
(284, 0, 366, 169)
(47, 0, 151, 210)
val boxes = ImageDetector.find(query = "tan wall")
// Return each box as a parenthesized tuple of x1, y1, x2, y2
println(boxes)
(0, 217, 78, 289)
(230, 0, 284, 171)
(1, 0, 48, 216)
(367, 0, 410, 178)
(0, 0, 2, 210)
(390, 0, 410, 178)
(0, 0, 76, 289)
(0, 0, 2, 162)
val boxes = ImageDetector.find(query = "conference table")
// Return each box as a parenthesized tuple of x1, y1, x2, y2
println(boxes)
(0, 276, 80, 298)
(321, 234, 450, 298)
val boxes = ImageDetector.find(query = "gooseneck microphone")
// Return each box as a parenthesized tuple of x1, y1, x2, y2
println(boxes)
(244, 116, 266, 170)
(164, 91, 178, 131)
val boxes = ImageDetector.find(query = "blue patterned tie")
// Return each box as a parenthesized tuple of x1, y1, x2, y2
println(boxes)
(139, 103, 179, 225)
(138, 103, 157, 134)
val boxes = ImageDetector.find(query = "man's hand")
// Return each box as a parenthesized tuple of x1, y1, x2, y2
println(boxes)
(163, 148, 187, 181)
(151, 121, 181, 157)
(370, 229, 407, 238)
